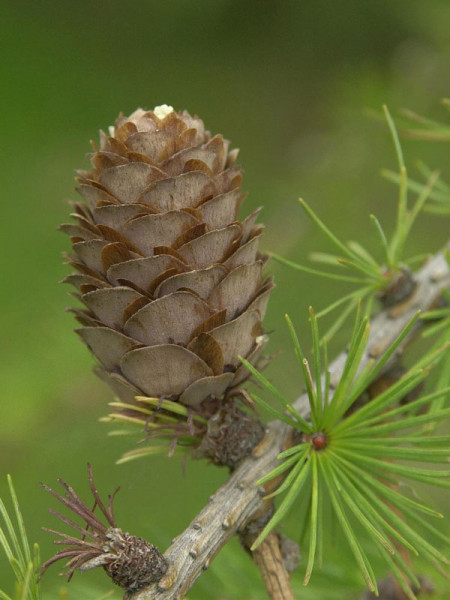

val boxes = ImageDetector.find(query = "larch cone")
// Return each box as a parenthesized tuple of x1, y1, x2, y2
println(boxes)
(61, 105, 273, 437)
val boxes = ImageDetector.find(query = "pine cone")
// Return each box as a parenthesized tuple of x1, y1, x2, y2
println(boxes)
(61, 105, 273, 420)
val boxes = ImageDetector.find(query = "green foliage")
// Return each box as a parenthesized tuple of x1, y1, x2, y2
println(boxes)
(382, 162, 450, 216)
(377, 99, 450, 143)
(0, 476, 41, 600)
(380, 100, 450, 215)
(240, 309, 450, 599)
(2, 2, 449, 598)
(271, 106, 442, 340)
(102, 397, 207, 462)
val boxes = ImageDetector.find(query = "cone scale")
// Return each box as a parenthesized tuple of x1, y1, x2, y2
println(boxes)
(61, 106, 273, 419)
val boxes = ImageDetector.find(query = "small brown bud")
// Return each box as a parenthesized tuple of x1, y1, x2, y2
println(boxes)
(40, 465, 167, 592)
(362, 574, 434, 599)
(104, 529, 167, 591)
(311, 432, 327, 450)
(279, 533, 301, 573)
(195, 400, 265, 467)
(378, 267, 417, 307)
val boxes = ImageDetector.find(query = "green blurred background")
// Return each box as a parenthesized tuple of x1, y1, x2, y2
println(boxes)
(1, 1, 449, 597)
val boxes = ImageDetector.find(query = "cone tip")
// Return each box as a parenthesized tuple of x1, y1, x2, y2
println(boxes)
(154, 104, 174, 119)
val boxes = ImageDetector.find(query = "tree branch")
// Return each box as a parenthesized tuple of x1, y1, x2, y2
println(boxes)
(246, 532, 295, 600)
(128, 248, 449, 600)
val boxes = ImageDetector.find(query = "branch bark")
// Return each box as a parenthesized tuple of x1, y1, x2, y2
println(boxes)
(247, 532, 295, 600)
(128, 249, 449, 600)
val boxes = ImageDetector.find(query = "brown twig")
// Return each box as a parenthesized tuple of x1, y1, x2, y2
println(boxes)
(251, 532, 295, 600)
(238, 429, 298, 598)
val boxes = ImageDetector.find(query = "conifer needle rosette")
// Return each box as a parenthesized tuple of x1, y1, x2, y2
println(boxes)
(103, 395, 211, 462)
(383, 160, 450, 217)
(240, 308, 450, 599)
(381, 99, 450, 216)
(271, 106, 444, 340)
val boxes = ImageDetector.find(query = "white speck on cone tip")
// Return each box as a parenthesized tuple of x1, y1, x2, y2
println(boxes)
(154, 104, 174, 119)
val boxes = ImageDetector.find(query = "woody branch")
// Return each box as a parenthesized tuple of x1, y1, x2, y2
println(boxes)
(128, 248, 449, 600)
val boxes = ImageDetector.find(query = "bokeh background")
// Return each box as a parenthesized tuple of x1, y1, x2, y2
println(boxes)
(1, 1, 449, 598)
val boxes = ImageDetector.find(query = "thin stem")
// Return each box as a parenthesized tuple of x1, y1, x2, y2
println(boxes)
(250, 532, 295, 600)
